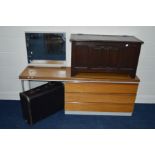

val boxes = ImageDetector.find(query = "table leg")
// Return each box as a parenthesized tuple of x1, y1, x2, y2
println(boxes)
(28, 80, 31, 89)
(21, 80, 25, 92)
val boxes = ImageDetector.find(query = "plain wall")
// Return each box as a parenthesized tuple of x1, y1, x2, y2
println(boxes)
(0, 26, 155, 103)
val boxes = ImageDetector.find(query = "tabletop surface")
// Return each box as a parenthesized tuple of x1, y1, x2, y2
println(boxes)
(19, 66, 140, 83)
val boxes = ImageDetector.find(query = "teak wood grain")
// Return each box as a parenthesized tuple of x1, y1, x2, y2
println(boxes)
(65, 102, 134, 112)
(19, 66, 140, 83)
(65, 93, 136, 104)
(65, 83, 138, 94)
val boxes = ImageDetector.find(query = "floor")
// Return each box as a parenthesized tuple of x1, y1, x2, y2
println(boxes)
(0, 100, 155, 129)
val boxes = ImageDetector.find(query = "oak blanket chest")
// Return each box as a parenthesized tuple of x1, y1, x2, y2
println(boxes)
(70, 34, 143, 78)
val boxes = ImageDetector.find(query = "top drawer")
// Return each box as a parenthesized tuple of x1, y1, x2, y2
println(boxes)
(65, 82, 138, 94)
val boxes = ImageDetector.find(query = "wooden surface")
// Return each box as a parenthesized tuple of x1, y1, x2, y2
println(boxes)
(64, 82, 138, 113)
(71, 37, 143, 77)
(19, 66, 140, 83)
(65, 93, 136, 104)
(65, 102, 134, 112)
(70, 34, 144, 43)
(65, 83, 138, 94)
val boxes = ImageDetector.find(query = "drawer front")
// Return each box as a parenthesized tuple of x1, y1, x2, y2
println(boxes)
(65, 82, 138, 94)
(65, 102, 134, 112)
(65, 93, 136, 104)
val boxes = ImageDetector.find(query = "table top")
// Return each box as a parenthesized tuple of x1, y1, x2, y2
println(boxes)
(19, 66, 140, 83)
(70, 34, 144, 44)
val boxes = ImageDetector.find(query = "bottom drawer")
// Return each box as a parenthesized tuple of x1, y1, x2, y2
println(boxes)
(65, 102, 134, 112)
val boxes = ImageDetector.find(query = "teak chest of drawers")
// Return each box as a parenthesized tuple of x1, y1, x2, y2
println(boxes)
(65, 78, 139, 115)
(70, 34, 143, 78)
(19, 67, 139, 116)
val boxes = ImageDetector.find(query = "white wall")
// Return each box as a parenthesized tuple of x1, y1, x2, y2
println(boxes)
(0, 26, 155, 103)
